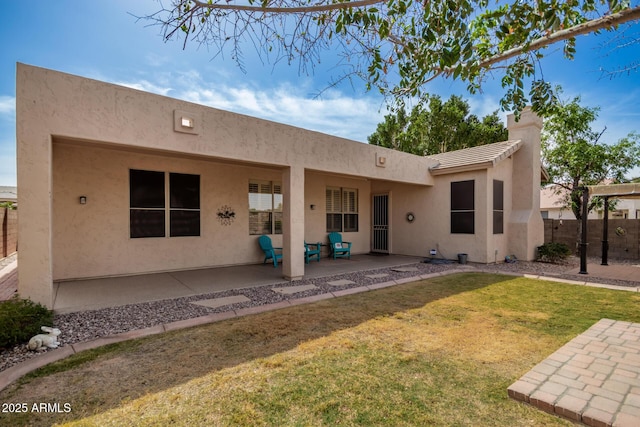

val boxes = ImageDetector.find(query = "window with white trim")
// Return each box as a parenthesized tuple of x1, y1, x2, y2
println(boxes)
(326, 187, 358, 232)
(129, 169, 200, 238)
(249, 180, 282, 235)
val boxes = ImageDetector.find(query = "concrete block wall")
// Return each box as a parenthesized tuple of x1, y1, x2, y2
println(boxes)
(543, 218, 640, 260)
(1, 207, 18, 257)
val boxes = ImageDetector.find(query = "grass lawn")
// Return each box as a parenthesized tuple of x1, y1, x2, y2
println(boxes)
(1, 273, 639, 426)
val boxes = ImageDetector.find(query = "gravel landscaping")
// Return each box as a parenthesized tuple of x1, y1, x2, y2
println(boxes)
(1, 256, 638, 373)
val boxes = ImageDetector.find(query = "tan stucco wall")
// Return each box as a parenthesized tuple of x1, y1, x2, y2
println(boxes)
(427, 171, 489, 263)
(372, 152, 517, 264)
(507, 108, 544, 260)
(486, 159, 513, 263)
(304, 173, 371, 252)
(52, 141, 373, 280)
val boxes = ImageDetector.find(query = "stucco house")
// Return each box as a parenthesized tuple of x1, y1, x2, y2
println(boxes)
(541, 185, 640, 220)
(16, 64, 544, 308)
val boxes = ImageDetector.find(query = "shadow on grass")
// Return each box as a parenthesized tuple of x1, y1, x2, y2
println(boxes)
(0, 273, 515, 426)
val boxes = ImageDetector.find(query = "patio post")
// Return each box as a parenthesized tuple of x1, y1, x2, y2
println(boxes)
(601, 196, 609, 266)
(282, 165, 305, 280)
(579, 187, 589, 274)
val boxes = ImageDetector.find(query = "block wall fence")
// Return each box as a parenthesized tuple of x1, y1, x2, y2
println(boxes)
(543, 218, 639, 260)
(1, 207, 17, 258)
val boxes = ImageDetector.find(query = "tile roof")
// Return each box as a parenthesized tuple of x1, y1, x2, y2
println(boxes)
(426, 140, 523, 175)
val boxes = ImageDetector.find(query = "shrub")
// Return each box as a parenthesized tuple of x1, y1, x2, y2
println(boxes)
(0, 295, 53, 349)
(537, 242, 572, 264)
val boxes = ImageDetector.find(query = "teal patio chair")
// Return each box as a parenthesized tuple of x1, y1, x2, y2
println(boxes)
(328, 232, 351, 260)
(258, 235, 283, 267)
(304, 241, 322, 264)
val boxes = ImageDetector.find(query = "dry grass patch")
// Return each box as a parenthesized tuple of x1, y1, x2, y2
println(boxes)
(1, 273, 639, 426)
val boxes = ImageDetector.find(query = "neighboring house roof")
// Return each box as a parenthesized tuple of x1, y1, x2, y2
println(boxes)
(540, 186, 570, 210)
(426, 140, 523, 175)
(588, 183, 640, 199)
(0, 186, 17, 202)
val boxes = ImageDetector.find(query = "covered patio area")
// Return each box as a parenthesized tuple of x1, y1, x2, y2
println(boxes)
(52, 254, 428, 313)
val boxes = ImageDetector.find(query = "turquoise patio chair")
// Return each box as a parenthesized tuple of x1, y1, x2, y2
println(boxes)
(328, 232, 351, 260)
(304, 241, 322, 264)
(259, 235, 283, 267)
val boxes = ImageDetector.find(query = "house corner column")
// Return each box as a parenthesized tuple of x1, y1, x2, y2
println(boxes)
(282, 166, 305, 280)
(16, 64, 55, 308)
(507, 107, 544, 260)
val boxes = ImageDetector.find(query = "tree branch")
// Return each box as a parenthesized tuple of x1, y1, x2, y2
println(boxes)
(192, 0, 385, 14)
(478, 6, 640, 69)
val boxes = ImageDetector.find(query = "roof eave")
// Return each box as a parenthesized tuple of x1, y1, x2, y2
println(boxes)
(429, 161, 496, 176)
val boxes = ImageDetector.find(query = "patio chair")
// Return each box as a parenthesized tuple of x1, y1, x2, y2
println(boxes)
(304, 241, 322, 264)
(328, 232, 351, 260)
(258, 235, 283, 267)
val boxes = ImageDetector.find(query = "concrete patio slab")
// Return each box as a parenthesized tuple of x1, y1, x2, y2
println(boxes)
(191, 295, 251, 309)
(567, 264, 640, 282)
(50, 254, 426, 313)
(169, 264, 285, 293)
(508, 319, 640, 426)
(53, 273, 191, 314)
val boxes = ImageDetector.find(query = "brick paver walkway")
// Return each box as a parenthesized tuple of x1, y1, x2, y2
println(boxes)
(508, 319, 640, 426)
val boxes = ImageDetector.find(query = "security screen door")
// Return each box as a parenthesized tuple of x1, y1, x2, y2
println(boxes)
(372, 194, 389, 253)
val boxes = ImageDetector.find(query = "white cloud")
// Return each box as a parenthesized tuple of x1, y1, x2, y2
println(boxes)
(114, 79, 173, 97)
(145, 53, 170, 67)
(171, 74, 386, 142)
(0, 96, 15, 117)
(467, 95, 505, 123)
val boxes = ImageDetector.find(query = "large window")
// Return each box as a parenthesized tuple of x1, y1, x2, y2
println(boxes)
(129, 169, 200, 238)
(451, 180, 474, 234)
(249, 180, 282, 235)
(326, 187, 358, 232)
(493, 180, 504, 234)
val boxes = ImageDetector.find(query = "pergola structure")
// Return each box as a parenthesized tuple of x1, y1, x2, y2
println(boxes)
(580, 183, 640, 272)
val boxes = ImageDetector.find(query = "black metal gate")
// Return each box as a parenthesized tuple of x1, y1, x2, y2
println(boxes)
(372, 194, 389, 253)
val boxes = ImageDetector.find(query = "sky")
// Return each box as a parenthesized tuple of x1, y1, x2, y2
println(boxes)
(1, 1, 640, 186)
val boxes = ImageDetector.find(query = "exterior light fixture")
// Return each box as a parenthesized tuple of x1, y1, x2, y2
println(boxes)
(174, 110, 199, 134)
(79, 196, 87, 204)
(181, 117, 194, 128)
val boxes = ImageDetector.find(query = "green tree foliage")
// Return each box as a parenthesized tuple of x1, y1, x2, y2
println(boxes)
(142, 1, 640, 114)
(367, 95, 507, 155)
(542, 94, 640, 220)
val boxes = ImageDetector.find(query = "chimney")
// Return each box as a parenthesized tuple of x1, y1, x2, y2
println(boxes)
(507, 107, 544, 260)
